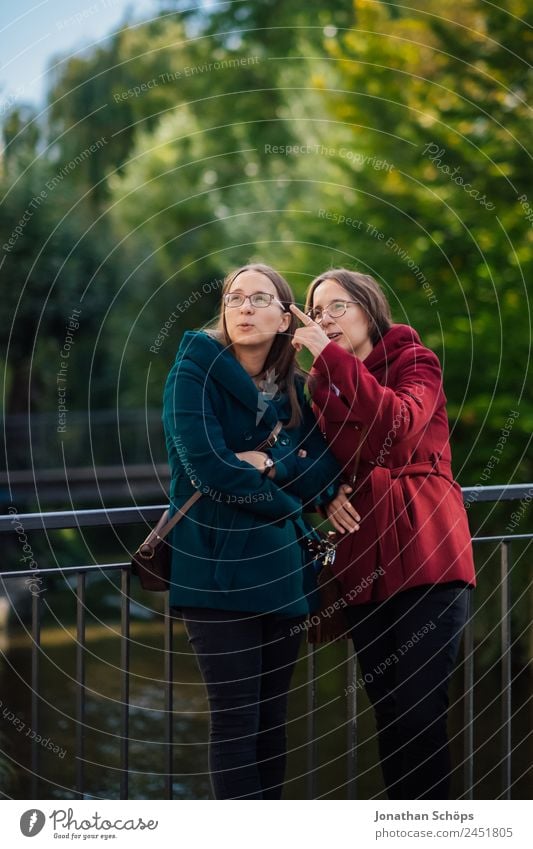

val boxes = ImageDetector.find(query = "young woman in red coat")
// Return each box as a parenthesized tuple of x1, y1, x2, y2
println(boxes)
(290, 268, 476, 800)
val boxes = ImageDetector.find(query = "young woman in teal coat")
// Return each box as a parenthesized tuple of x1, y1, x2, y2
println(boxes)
(162, 263, 339, 799)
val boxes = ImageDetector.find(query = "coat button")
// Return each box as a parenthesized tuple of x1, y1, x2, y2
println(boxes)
(244, 431, 253, 441)
(279, 434, 290, 446)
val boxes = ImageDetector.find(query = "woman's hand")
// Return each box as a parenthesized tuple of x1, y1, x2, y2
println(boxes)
(235, 450, 268, 470)
(326, 483, 361, 533)
(289, 304, 331, 358)
(235, 450, 276, 478)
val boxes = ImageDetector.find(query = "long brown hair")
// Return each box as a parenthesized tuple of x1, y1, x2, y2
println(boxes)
(305, 269, 392, 345)
(206, 263, 304, 428)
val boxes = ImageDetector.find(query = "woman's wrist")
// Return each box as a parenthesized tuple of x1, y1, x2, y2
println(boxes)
(262, 455, 276, 478)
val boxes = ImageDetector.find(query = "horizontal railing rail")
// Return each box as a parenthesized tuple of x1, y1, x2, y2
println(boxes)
(1, 482, 531, 534)
(1, 483, 531, 800)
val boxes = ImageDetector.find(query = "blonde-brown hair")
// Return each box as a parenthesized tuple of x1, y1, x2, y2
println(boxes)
(206, 263, 304, 428)
(305, 269, 392, 345)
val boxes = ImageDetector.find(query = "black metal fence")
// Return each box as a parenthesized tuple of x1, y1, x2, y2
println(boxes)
(0, 483, 531, 800)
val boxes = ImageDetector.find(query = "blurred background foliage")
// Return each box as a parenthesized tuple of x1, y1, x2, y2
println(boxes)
(1, 0, 532, 486)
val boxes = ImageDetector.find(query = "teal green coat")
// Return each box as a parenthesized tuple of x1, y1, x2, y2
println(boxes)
(162, 331, 340, 617)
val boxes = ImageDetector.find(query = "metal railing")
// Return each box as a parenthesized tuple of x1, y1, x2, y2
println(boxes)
(0, 484, 531, 800)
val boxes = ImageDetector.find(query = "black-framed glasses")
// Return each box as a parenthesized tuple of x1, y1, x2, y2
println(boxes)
(306, 299, 361, 323)
(223, 292, 285, 309)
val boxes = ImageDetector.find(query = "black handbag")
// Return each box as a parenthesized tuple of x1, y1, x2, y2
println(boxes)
(131, 422, 284, 591)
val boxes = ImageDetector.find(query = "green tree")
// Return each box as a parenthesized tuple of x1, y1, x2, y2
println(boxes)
(1, 114, 121, 415)
(312, 0, 533, 484)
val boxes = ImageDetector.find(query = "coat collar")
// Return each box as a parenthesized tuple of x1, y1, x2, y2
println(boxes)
(175, 331, 279, 427)
(362, 323, 423, 373)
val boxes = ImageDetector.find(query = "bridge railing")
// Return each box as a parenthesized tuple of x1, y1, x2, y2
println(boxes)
(0, 484, 531, 799)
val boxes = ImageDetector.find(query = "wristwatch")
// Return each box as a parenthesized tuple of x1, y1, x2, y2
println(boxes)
(262, 456, 275, 476)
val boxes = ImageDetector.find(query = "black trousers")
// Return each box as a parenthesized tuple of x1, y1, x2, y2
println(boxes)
(182, 608, 302, 799)
(345, 582, 471, 799)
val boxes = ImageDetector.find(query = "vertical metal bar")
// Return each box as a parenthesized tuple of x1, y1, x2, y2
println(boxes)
(120, 568, 130, 800)
(463, 590, 474, 800)
(164, 594, 173, 799)
(500, 541, 512, 799)
(306, 643, 317, 799)
(346, 642, 357, 799)
(30, 584, 42, 798)
(75, 571, 86, 798)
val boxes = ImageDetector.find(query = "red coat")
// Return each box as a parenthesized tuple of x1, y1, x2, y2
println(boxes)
(310, 323, 476, 604)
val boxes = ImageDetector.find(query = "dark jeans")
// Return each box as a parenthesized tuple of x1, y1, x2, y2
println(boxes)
(346, 582, 471, 800)
(181, 607, 302, 800)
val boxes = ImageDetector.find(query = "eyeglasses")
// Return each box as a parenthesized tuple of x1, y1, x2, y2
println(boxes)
(306, 300, 360, 323)
(223, 292, 285, 309)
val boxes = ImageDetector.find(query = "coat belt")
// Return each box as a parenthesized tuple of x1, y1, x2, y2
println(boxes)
(348, 457, 453, 572)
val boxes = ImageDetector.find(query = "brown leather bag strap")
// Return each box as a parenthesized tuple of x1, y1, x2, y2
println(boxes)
(254, 421, 283, 452)
(156, 491, 203, 540)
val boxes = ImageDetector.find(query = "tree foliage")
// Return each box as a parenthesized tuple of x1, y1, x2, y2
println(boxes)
(1, 0, 531, 488)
